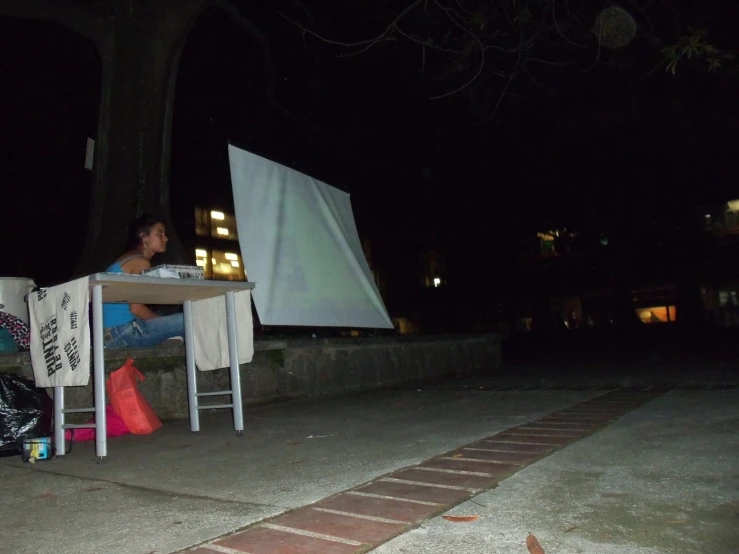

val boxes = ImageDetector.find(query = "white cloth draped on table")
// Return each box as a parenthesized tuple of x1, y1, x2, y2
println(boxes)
(29, 277, 90, 387)
(192, 290, 254, 371)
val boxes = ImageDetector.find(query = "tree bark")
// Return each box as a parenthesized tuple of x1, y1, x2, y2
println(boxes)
(0, 0, 105, 42)
(4, 0, 271, 276)
(2, 0, 212, 274)
(76, 0, 212, 275)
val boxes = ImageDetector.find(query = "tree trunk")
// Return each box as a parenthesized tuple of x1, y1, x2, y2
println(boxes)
(3, 0, 268, 277)
(75, 0, 210, 275)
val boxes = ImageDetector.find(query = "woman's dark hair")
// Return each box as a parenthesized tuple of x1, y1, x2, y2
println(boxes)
(128, 214, 163, 248)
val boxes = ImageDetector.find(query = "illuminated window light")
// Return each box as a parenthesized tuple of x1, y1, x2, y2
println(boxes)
(231, 260, 240, 267)
(195, 260, 206, 267)
(195, 249, 207, 257)
(211, 258, 216, 265)
(211, 211, 225, 220)
(216, 227, 229, 236)
(225, 253, 239, 261)
(433, 277, 441, 287)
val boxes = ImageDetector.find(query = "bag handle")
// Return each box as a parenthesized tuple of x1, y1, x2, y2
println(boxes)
(124, 358, 145, 382)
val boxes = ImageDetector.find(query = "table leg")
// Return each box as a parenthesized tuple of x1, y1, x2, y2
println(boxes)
(92, 284, 107, 461)
(224, 291, 244, 434)
(183, 299, 199, 432)
(54, 387, 65, 456)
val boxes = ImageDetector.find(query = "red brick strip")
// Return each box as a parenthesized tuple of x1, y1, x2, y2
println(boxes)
(190, 387, 666, 554)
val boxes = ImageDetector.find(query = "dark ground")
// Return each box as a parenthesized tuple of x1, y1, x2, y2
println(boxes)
(497, 324, 739, 389)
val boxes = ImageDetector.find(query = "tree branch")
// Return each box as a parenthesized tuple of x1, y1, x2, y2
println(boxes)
(276, 0, 703, 114)
(283, 0, 315, 22)
(395, 24, 462, 54)
(484, 28, 527, 120)
(428, 0, 488, 98)
(431, 0, 476, 41)
(429, 40, 484, 99)
(584, 6, 605, 72)
(0, 0, 105, 45)
(453, 0, 474, 17)
(551, 0, 588, 48)
(280, 0, 423, 55)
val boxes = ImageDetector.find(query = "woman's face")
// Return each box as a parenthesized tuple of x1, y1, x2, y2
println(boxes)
(141, 222, 168, 254)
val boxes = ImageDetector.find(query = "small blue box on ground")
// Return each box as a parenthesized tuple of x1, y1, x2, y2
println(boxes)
(21, 437, 53, 462)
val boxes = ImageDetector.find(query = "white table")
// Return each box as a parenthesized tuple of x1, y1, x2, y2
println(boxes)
(53, 273, 255, 462)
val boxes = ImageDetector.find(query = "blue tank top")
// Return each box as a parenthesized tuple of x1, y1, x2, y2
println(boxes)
(102, 255, 143, 328)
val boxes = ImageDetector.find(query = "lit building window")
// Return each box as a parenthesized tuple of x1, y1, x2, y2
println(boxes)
(211, 250, 245, 281)
(194, 248, 245, 281)
(537, 232, 557, 256)
(433, 277, 441, 287)
(194, 207, 239, 241)
(636, 306, 676, 324)
(211, 212, 238, 240)
(194, 248, 211, 278)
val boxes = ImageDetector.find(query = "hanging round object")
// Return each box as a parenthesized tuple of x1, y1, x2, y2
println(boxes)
(593, 6, 637, 49)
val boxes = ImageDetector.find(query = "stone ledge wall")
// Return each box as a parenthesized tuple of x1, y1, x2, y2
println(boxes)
(0, 334, 501, 421)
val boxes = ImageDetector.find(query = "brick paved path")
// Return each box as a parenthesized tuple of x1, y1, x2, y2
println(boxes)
(185, 387, 673, 554)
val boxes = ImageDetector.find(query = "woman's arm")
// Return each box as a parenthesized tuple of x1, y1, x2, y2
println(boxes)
(121, 256, 160, 320)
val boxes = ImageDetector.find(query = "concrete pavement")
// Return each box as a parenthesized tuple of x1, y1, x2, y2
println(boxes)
(373, 388, 739, 554)
(0, 377, 737, 553)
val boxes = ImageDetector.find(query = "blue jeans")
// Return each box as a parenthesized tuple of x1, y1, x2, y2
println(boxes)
(105, 313, 185, 349)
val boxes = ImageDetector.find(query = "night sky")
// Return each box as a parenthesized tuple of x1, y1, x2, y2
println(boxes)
(1, 1, 737, 319)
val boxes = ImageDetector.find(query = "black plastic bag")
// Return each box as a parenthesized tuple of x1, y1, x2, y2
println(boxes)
(0, 373, 53, 457)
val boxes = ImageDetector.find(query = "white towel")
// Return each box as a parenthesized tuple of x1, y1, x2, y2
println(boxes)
(29, 277, 90, 387)
(192, 290, 253, 371)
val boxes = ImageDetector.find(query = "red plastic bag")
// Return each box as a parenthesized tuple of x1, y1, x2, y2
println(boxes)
(106, 358, 162, 435)
(64, 405, 130, 442)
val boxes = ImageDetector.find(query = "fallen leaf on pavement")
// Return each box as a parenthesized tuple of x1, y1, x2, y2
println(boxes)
(526, 532, 545, 554)
(452, 453, 464, 458)
(442, 516, 479, 523)
(286, 441, 302, 446)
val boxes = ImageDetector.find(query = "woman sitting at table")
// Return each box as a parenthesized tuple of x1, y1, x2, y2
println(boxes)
(103, 214, 185, 349)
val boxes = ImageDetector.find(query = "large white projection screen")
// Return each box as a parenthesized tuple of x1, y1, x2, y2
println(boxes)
(228, 144, 393, 328)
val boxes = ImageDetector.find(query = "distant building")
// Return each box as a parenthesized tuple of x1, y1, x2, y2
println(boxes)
(697, 198, 739, 327)
(192, 207, 246, 281)
(631, 285, 677, 324)
(421, 249, 446, 289)
(702, 199, 739, 236)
